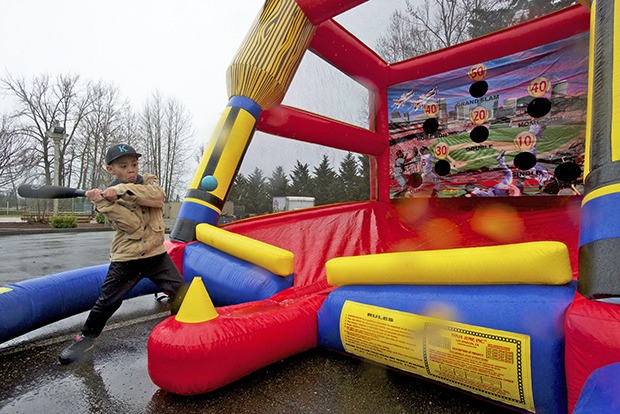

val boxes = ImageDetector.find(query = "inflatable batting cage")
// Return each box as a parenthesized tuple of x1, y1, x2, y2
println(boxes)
(148, 3, 615, 414)
(5, 1, 620, 414)
(147, 0, 618, 411)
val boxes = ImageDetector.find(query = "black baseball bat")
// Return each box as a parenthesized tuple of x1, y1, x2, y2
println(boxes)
(17, 184, 87, 199)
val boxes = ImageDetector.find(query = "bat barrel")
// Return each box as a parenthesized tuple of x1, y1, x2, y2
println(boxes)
(17, 184, 87, 199)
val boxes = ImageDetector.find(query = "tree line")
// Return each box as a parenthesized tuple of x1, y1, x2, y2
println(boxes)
(0, 72, 371, 217)
(0, 73, 194, 206)
(229, 153, 370, 217)
(376, 0, 575, 63)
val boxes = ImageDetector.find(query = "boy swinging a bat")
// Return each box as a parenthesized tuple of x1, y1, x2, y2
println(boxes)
(58, 143, 187, 365)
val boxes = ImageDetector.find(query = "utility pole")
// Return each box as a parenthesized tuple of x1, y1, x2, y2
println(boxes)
(47, 120, 67, 216)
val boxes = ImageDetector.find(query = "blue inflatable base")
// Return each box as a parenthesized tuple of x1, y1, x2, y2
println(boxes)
(0, 263, 161, 344)
(318, 282, 577, 414)
(182, 242, 294, 306)
(573, 362, 620, 413)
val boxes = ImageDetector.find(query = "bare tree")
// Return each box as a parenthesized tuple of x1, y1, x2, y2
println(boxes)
(376, 10, 424, 64)
(115, 103, 141, 149)
(141, 92, 193, 201)
(1, 73, 93, 186)
(162, 98, 193, 200)
(406, 0, 472, 51)
(141, 91, 164, 178)
(75, 82, 131, 189)
(376, 0, 482, 63)
(0, 116, 37, 198)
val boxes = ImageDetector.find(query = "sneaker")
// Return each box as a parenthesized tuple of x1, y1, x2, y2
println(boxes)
(58, 334, 95, 365)
(496, 149, 506, 161)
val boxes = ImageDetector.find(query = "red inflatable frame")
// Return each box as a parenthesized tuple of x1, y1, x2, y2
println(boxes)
(149, 4, 617, 413)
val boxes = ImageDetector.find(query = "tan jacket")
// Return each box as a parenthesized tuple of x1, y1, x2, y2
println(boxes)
(94, 173, 167, 262)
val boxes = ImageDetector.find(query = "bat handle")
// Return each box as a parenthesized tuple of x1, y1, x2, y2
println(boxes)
(75, 189, 87, 197)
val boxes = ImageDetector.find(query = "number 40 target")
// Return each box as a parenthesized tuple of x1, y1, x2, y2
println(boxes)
(528, 77, 550, 98)
(424, 101, 439, 118)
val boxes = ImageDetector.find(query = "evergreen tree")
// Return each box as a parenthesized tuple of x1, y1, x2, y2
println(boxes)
(312, 155, 339, 206)
(468, 0, 574, 39)
(289, 161, 314, 196)
(522, 0, 575, 19)
(338, 152, 361, 202)
(268, 165, 290, 198)
(356, 154, 371, 201)
(468, 3, 522, 39)
(245, 168, 271, 215)
(228, 173, 249, 217)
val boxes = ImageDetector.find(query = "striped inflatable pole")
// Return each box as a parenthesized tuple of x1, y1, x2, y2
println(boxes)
(171, 0, 316, 242)
(578, 0, 620, 300)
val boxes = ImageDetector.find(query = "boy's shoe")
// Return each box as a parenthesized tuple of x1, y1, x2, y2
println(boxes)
(58, 334, 95, 365)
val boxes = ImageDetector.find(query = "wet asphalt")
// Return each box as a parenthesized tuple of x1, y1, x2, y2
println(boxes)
(0, 231, 515, 414)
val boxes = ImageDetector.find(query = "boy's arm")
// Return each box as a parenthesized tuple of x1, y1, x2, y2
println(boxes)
(94, 200, 142, 233)
(112, 176, 166, 208)
(86, 189, 141, 233)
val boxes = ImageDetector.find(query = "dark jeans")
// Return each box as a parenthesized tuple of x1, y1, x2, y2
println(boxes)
(82, 253, 186, 338)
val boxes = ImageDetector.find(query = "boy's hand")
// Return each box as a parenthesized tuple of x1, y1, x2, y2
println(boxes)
(85, 189, 105, 202)
(101, 188, 119, 201)
(85, 188, 119, 202)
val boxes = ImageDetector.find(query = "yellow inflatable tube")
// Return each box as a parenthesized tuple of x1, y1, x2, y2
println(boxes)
(196, 223, 294, 277)
(326, 241, 572, 286)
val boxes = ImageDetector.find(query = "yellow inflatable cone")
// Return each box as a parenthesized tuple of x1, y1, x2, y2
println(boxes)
(175, 277, 219, 323)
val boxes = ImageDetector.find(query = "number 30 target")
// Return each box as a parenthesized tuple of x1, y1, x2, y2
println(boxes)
(434, 142, 449, 160)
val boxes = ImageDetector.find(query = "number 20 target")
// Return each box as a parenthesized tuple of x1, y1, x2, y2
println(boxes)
(470, 106, 488, 125)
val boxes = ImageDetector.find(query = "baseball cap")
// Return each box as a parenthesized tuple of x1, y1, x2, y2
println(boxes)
(106, 143, 142, 165)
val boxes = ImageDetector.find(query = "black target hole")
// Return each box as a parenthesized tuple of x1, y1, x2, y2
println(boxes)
(423, 118, 439, 134)
(434, 159, 451, 176)
(527, 97, 552, 118)
(554, 161, 582, 183)
(513, 151, 537, 170)
(469, 80, 488, 98)
(470, 125, 489, 143)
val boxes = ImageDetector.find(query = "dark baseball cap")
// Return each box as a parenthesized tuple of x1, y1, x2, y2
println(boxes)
(106, 143, 142, 165)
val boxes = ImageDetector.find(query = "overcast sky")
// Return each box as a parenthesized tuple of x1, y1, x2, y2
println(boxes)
(0, 0, 403, 177)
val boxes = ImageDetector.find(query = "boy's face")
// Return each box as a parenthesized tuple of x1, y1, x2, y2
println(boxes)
(106, 155, 139, 183)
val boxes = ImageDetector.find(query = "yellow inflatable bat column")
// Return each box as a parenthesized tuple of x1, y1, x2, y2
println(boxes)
(171, 0, 316, 242)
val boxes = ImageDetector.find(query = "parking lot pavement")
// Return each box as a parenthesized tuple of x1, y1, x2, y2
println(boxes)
(0, 232, 513, 414)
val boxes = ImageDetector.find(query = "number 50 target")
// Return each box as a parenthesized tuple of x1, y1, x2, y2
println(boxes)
(468, 64, 487, 81)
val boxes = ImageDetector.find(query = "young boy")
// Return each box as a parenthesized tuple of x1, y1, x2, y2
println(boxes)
(59, 143, 186, 365)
